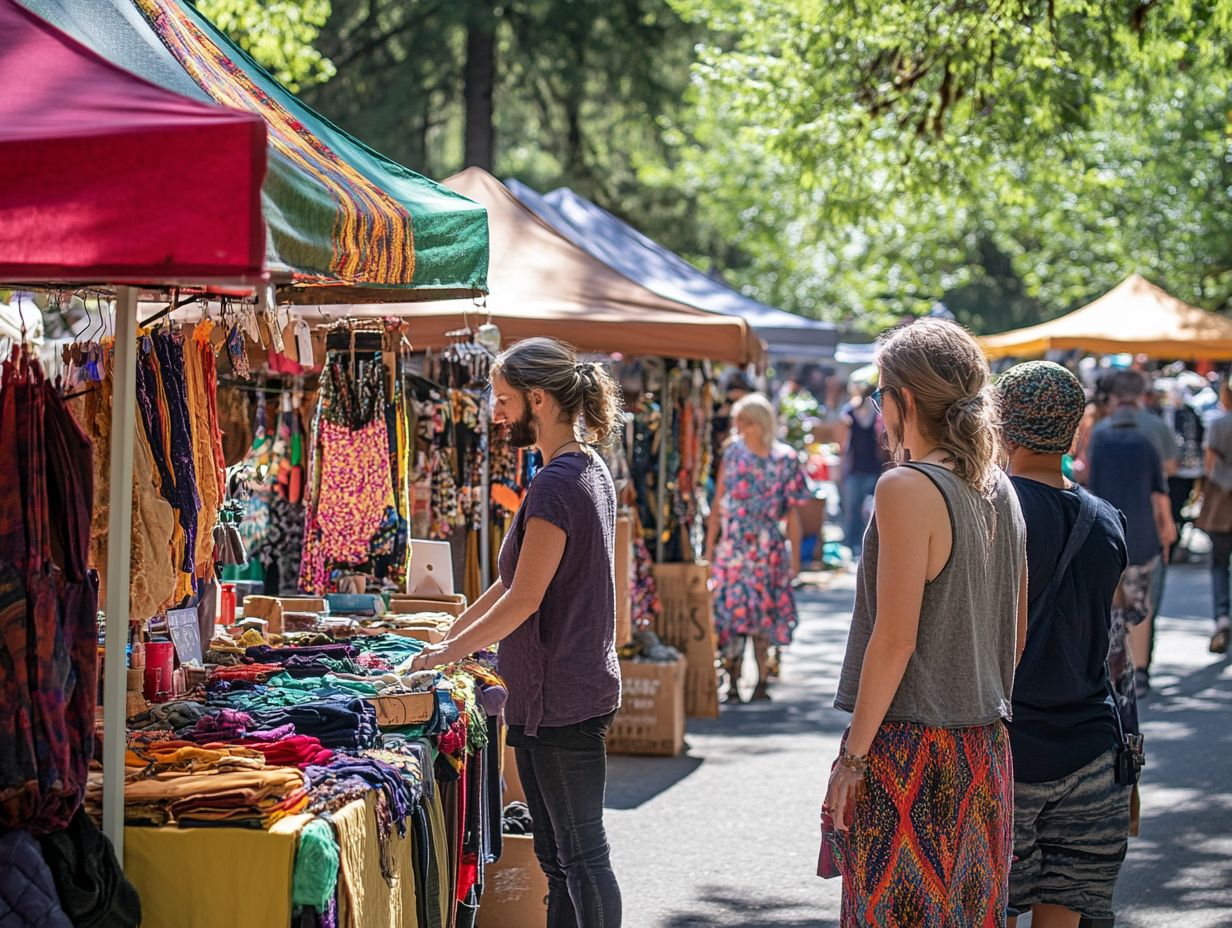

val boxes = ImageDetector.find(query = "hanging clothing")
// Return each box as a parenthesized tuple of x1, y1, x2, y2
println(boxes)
(0, 348, 99, 835)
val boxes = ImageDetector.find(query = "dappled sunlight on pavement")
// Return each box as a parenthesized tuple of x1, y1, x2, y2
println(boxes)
(606, 563, 1231, 927)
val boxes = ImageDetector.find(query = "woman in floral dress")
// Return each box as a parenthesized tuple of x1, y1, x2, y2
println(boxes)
(705, 393, 811, 702)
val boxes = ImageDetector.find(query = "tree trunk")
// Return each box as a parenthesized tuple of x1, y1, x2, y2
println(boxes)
(464, 17, 495, 170)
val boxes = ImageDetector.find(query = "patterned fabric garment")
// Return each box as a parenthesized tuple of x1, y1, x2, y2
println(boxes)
(711, 440, 811, 646)
(0, 350, 99, 834)
(300, 416, 394, 591)
(838, 721, 1013, 928)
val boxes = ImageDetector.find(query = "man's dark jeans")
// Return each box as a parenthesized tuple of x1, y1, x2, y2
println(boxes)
(512, 715, 622, 928)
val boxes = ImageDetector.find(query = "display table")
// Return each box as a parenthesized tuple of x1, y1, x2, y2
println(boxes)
(121, 788, 449, 928)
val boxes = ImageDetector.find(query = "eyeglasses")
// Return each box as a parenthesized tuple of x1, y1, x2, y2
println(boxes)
(870, 387, 886, 413)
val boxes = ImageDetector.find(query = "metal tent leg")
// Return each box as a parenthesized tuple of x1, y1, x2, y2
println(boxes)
(102, 286, 137, 858)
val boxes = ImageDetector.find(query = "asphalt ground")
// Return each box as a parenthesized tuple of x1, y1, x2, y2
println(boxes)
(603, 562, 1232, 927)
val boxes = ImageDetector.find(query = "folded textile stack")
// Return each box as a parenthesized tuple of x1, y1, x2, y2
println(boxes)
(246, 698, 379, 752)
(87, 744, 307, 828)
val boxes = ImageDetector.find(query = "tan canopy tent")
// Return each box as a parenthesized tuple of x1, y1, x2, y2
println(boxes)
(980, 274, 1232, 360)
(284, 168, 765, 365)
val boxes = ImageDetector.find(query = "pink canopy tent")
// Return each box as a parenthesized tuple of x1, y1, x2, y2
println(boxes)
(0, 0, 268, 856)
(0, 0, 266, 285)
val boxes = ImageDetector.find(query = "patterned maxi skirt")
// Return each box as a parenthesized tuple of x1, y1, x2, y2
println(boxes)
(839, 720, 1013, 928)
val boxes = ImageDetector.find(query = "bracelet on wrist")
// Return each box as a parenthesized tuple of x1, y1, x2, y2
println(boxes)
(838, 748, 868, 776)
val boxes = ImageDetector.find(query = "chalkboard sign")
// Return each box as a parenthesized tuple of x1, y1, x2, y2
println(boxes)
(166, 607, 203, 665)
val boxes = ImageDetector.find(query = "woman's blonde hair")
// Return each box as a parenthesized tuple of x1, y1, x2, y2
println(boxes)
(876, 318, 1003, 492)
(731, 393, 777, 446)
(493, 337, 623, 444)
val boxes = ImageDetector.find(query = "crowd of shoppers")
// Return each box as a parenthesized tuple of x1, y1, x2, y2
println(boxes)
(818, 319, 1207, 928)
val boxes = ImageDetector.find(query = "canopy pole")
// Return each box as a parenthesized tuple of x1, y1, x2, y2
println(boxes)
(655, 375, 672, 563)
(480, 401, 491, 590)
(102, 285, 137, 858)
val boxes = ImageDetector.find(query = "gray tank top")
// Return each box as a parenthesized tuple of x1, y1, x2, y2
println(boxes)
(835, 462, 1026, 728)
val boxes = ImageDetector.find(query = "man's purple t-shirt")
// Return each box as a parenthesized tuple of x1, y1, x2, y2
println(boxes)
(497, 450, 621, 736)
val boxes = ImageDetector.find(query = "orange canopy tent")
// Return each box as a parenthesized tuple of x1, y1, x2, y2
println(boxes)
(291, 168, 765, 366)
(980, 274, 1232, 360)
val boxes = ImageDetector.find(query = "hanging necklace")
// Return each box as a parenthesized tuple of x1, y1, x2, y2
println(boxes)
(545, 438, 582, 462)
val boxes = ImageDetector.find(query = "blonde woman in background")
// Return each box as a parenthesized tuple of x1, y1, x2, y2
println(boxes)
(706, 393, 812, 702)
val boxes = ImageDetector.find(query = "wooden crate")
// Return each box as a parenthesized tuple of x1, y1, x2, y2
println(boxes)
(650, 562, 719, 719)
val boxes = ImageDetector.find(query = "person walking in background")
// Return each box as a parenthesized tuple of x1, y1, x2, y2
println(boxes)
(706, 393, 811, 703)
(1198, 375, 1232, 655)
(1159, 379, 1205, 562)
(412, 337, 624, 928)
(1089, 369, 1172, 695)
(1086, 370, 1176, 713)
(996, 362, 1132, 928)
(838, 381, 889, 560)
(826, 319, 1027, 927)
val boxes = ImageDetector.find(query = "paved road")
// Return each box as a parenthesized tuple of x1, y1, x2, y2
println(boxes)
(604, 563, 1232, 927)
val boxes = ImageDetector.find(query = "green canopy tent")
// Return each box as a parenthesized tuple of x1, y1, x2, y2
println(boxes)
(21, 0, 489, 302)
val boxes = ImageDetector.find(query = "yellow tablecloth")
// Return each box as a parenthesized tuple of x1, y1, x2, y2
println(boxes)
(124, 812, 312, 928)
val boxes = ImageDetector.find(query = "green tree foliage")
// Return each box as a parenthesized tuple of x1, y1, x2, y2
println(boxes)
(195, 0, 1232, 338)
(297, 1, 695, 208)
(666, 0, 1232, 332)
(194, 0, 335, 90)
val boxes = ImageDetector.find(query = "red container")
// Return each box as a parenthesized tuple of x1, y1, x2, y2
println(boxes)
(144, 640, 175, 702)
(219, 583, 237, 626)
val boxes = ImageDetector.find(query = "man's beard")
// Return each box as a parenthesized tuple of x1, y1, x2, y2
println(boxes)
(506, 404, 537, 448)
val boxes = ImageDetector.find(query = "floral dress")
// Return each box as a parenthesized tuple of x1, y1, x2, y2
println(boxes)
(712, 440, 812, 647)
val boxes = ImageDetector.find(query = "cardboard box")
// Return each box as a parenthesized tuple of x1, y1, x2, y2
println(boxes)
(477, 834, 547, 928)
(607, 657, 687, 757)
(387, 594, 467, 618)
(614, 511, 633, 646)
(241, 596, 327, 636)
(365, 691, 435, 727)
(650, 563, 720, 719)
(379, 625, 447, 644)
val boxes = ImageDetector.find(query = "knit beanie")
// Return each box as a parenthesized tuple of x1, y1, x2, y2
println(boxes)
(995, 361, 1086, 454)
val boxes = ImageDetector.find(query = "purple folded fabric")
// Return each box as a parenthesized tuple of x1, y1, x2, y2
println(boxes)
(244, 643, 358, 663)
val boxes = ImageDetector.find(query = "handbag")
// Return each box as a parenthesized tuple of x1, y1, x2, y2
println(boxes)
(1195, 477, 1232, 534)
(817, 754, 850, 880)
(817, 807, 843, 879)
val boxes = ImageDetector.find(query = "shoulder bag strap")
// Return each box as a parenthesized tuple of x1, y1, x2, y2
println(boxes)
(1027, 486, 1099, 624)
(1025, 485, 1103, 616)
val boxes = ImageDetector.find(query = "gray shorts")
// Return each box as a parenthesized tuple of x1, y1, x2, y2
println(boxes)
(1009, 748, 1131, 919)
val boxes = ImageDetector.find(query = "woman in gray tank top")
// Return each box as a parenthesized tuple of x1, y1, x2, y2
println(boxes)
(824, 319, 1027, 927)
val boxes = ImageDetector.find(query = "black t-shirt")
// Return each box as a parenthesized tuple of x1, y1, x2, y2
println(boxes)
(1009, 477, 1127, 783)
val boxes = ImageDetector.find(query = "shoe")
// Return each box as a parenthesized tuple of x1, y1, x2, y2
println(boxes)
(1211, 618, 1230, 655)
(751, 682, 771, 702)
(724, 686, 744, 705)
(1134, 669, 1151, 699)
